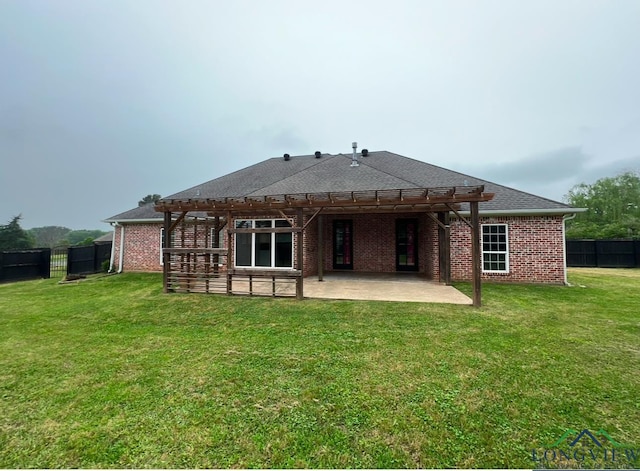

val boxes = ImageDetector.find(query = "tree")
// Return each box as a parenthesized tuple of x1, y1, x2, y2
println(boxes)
(0, 215, 35, 250)
(564, 171, 640, 239)
(66, 230, 108, 246)
(138, 194, 162, 207)
(28, 226, 72, 248)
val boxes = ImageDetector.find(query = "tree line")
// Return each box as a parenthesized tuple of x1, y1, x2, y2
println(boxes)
(0, 216, 109, 251)
(0, 194, 162, 250)
(564, 171, 640, 239)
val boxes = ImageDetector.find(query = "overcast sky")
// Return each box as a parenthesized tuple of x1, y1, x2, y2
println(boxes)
(1, 0, 639, 230)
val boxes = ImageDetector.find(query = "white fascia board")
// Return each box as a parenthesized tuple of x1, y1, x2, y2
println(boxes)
(453, 208, 588, 217)
(102, 218, 164, 224)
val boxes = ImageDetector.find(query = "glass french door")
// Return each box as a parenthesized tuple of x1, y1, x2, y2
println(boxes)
(396, 219, 418, 271)
(333, 220, 353, 269)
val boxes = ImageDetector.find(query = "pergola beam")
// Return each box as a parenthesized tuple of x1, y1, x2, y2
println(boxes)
(155, 187, 494, 213)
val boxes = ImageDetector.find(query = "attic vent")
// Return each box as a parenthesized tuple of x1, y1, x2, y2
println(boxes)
(283, 153, 290, 161)
(362, 149, 369, 156)
(315, 151, 321, 158)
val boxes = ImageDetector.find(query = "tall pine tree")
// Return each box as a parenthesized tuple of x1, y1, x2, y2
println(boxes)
(0, 215, 35, 250)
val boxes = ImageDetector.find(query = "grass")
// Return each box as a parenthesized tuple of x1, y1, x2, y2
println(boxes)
(0, 268, 638, 468)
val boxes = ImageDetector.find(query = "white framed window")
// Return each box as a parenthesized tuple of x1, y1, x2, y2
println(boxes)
(482, 224, 509, 273)
(234, 219, 293, 269)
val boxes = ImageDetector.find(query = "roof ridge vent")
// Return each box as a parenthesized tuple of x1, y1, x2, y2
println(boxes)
(362, 149, 369, 156)
(283, 153, 290, 161)
(315, 151, 322, 158)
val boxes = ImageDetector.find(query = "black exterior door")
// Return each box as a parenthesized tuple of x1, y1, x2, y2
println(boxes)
(333, 220, 353, 269)
(396, 219, 418, 271)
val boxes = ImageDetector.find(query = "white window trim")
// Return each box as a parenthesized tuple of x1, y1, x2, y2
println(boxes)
(481, 223, 510, 274)
(234, 219, 294, 269)
(160, 227, 164, 265)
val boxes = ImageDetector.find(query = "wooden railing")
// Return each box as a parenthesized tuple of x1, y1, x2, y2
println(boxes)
(163, 248, 303, 297)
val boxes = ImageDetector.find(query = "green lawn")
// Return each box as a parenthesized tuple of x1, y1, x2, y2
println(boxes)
(0, 269, 638, 468)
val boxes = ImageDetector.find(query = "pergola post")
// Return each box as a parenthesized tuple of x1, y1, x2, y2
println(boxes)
(213, 216, 220, 275)
(470, 201, 481, 307)
(226, 211, 233, 295)
(163, 210, 171, 293)
(438, 211, 451, 285)
(317, 214, 324, 281)
(296, 208, 304, 300)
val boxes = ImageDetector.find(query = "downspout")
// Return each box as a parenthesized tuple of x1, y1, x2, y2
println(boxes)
(118, 224, 125, 273)
(108, 222, 118, 272)
(562, 213, 577, 285)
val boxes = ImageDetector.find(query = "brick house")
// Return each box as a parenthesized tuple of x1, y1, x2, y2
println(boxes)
(104, 149, 581, 305)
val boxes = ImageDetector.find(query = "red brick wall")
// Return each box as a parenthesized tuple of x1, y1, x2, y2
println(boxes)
(113, 214, 566, 284)
(312, 213, 436, 276)
(112, 223, 163, 272)
(450, 215, 565, 284)
(112, 220, 224, 272)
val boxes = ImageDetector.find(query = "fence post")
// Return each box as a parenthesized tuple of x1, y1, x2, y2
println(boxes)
(66, 247, 71, 276)
(93, 243, 99, 272)
(0, 252, 3, 282)
(41, 248, 51, 279)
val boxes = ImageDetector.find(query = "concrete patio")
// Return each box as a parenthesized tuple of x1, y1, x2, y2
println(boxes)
(303, 272, 472, 304)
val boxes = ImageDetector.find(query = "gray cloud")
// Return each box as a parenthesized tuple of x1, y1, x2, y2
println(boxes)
(468, 147, 591, 185)
(1, 0, 640, 228)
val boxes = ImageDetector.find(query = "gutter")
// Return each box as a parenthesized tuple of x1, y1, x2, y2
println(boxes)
(454, 208, 588, 217)
(118, 224, 125, 273)
(102, 218, 164, 224)
(108, 222, 118, 272)
(562, 213, 578, 285)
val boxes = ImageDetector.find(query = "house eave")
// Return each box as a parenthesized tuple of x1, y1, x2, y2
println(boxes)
(102, 218, 164, 224)
(455, 208, 588, 217)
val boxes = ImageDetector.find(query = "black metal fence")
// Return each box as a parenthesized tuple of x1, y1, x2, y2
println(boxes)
(566, 239, 640, 268)
(0, 243, 112, 283)
(50, 246, 67, 277)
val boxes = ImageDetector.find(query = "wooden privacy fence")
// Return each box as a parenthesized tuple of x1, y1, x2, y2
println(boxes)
(67, 243, 112, 275)
(566, 239, 640, 268)
(0, 248, 51, 283)
(0, 242, 113, 283)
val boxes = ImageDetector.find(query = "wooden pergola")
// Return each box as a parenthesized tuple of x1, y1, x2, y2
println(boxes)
(155, 185, 494, 307)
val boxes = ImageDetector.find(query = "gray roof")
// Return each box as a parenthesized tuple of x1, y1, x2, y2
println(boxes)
(163, 151, 572, 213)
(106, 151, 574, 221)
(104, 203, 163, 222)
(104, 203, 210, 222)
(94, 231, 114, 243)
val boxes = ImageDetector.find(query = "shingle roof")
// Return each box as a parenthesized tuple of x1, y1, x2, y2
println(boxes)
(163, 151, 572, 212)
(94, 231, 114, 243)
(104, 204, 208, 222)
(105, 204, 162, 222)
(105, 151, 574, 221)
